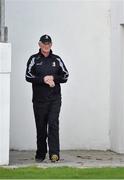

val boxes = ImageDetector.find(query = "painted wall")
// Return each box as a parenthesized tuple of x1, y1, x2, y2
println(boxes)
(110, 0, 124, 153)
(0, 43, 11, 165)
(5, 0, 111, 150)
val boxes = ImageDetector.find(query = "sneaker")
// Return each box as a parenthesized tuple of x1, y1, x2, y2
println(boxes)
(35, 157, 45, 162)
(50, 154, 59, 162)
(35, 155, 46, 162)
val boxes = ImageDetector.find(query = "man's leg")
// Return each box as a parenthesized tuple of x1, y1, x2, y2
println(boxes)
(47, 97, 61, 160)
(33, 102, 49, 159)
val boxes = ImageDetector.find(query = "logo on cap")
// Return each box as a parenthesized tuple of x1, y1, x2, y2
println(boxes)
(45, 35, 49, 39)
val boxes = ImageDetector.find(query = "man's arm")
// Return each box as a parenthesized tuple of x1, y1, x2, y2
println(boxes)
(53, 57, 69, 83)
(25, 56, 44, 85)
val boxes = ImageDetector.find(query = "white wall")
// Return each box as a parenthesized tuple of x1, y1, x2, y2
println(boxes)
(0, 43, 11, 165)
(5, 0, 111, 150)
(110, 0, 124, 153)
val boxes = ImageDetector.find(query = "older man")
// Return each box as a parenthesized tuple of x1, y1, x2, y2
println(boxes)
(25, 34, 69, 162)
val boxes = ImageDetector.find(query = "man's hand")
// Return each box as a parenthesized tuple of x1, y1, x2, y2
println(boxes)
(44, 75, 54, 82)
(43, 75, 55, 87)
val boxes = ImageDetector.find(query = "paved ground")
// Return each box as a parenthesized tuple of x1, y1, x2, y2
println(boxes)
(2, 150, 124, 168)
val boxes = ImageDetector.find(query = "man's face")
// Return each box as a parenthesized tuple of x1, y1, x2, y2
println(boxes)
(39, 42, 52, 53)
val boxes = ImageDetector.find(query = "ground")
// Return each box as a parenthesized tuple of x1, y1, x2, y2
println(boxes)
(3, 149, 124, 168)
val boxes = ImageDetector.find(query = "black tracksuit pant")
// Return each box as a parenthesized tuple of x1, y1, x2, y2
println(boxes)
(33, 97, 61, 159)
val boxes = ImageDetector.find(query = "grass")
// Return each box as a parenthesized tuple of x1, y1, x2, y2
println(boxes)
(0, 166, 124, 179)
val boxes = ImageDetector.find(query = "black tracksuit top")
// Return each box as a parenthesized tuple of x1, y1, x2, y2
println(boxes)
(25, 49, 69, 103)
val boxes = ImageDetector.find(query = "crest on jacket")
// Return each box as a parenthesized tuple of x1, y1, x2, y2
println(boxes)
(52, 62, 56, 67)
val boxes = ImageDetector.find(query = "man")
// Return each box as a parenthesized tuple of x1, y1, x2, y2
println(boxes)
(25, 34, 69, 162)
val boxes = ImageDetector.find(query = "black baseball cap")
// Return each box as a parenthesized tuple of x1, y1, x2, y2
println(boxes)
(39, 34, 52, 44)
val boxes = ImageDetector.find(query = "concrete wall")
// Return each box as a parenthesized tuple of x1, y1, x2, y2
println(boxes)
(5, 0, 111, 150)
